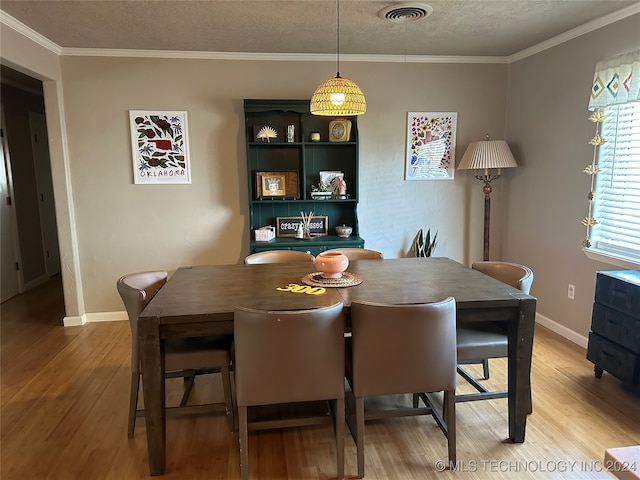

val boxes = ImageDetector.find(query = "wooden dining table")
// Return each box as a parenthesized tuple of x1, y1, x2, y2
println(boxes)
(137, 257, 537, 476)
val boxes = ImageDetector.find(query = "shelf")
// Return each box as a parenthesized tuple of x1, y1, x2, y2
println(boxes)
(304, 141, 357, 146)
(248, 142, 303, 146)
(245, 99, 362, 254)
(251, 198, 358, 205)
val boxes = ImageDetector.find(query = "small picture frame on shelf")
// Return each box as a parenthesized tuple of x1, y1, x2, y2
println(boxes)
(253, 125, 279, 142)
(261, 174, 286, 196)
(255, 171, 299, 199)
(319, 171, 347, 195)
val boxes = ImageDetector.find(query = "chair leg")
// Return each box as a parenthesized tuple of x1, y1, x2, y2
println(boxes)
(482, 359, 490, 380)
(128, 372, 140, 438)
(239, 405, 249, 480)
(356, 396, 365, 478)
(221, 365, 236, 432)
(444, 390, 456, 467)
(335, 398, 345, 480)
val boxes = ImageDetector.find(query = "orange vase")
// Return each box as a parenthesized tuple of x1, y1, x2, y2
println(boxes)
(315, 251, 349, 279)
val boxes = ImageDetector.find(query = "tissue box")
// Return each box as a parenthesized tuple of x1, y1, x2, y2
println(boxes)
(255, 226, 276, 242)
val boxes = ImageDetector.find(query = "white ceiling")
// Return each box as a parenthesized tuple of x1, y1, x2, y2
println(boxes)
(1, 1, 639, 58)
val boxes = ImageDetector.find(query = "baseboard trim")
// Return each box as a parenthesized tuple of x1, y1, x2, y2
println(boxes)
(536, 313, 588, 349)
(63, 311, 127, 326)
(23, 275, 50, 292)
(63, 314, 85, 326)
(86, 311, 127, 323)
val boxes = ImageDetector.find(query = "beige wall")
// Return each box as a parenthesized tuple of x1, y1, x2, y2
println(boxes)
(59, 56, 507, 313)
(3, 13, 639, 340)
(504, 14, 640, 340)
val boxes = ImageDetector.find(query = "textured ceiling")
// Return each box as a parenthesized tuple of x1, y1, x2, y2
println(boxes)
(1, 1, 639, 57)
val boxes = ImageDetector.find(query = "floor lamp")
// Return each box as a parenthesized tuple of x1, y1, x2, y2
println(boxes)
(457, 138, 517, 261)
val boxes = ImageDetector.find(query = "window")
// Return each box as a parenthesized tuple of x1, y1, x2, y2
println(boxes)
(590, 102, 640, 263)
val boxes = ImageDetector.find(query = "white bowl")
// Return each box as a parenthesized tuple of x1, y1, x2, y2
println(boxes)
(335, 225, 352, 238)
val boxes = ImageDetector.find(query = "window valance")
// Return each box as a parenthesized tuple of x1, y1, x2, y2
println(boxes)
(589, 49, 640, 110)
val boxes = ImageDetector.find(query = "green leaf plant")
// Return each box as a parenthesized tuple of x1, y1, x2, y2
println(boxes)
(413, 228, 438, 257)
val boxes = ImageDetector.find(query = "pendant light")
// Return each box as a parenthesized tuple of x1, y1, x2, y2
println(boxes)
(310, 0, 366, 116)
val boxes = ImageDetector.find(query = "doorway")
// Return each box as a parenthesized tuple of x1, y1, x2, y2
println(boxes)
(1, 65, 62, 305)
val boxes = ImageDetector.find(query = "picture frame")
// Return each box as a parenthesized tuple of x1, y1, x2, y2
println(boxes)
(276, 215, 329, 237)
(319, 171, 345, 193)
(129, 110, 191, 184)
(405, 112, 457, 180)
(261, 173, 286, 196)
(255, 170, 299, 199)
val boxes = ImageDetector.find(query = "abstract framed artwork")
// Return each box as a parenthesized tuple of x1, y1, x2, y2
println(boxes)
(405, 112, 457, 180)
(129, 110, 191, 184)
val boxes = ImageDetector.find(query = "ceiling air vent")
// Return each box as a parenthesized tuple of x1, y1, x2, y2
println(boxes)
(378, 3, 433, 22)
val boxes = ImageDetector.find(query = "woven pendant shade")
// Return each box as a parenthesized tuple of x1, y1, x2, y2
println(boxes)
(310, 75, 366, 116)
(310, 0, 366, 116)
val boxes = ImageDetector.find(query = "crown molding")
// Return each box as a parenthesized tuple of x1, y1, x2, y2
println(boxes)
(2, 5, 639, 65)
(60, 47, 508, 64)
(0, 11, 62, 55)
(508, 2, 640, 63)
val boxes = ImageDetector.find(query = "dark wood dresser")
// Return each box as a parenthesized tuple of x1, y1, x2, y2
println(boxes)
(587, 270, 640, 387)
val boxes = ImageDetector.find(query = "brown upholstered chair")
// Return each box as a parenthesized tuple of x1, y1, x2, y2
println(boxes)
(234, 303, 345, 480)
(347, 297, 457, 478)
(117, 271, 235, 437)
(324, 248, 383, 260)
(244, 250, 315, 264)
(456, 261, 533, 403)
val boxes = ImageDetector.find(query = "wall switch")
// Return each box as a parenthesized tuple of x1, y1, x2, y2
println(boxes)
(568, 284, 575, 300)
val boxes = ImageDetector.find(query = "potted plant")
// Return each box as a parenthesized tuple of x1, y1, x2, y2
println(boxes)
(413, 228, 438, 257)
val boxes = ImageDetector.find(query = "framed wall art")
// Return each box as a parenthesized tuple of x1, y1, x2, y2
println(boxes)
(405, 112, 457, 180)
(129, 110, 191, 184)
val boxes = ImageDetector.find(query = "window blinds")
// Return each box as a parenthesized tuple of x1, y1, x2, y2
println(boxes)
(592, 102, 640, 258)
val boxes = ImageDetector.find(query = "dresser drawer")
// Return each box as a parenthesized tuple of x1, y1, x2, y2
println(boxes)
(591, 303, 640, 355)
(586, 332, 639, 384)
(595, 271, 640, 318)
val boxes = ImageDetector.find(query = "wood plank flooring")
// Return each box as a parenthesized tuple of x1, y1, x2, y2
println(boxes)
(1, 275, 639, 479)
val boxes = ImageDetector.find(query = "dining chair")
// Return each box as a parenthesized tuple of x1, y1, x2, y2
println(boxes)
(234, 303, 345, 480)
(456, 261, 534, 403)
(324, 248, 383, 260)
(347, 297, 457, 478)
(244, 249, 315, 264)
(117, 270, 235, 438)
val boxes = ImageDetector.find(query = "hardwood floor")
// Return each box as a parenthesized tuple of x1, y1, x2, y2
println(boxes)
(1, 276, 639, 479)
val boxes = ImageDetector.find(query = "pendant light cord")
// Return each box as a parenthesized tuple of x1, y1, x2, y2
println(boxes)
(336, 0, 341, 78)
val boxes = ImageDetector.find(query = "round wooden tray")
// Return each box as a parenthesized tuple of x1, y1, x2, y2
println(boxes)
(301, 272, 362, 288)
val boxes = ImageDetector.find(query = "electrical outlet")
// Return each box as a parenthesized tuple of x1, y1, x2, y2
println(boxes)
(567, 284, 575, 300)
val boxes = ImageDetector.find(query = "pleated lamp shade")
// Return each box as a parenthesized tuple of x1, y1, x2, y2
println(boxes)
(310, 75, 366, 116)
(458, 140, 517, 170)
